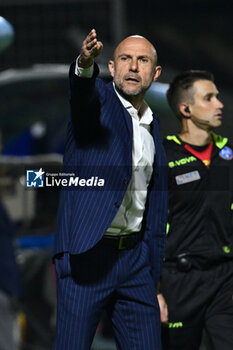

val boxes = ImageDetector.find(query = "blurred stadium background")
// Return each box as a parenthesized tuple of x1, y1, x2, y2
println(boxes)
(0, 1, 232, 349)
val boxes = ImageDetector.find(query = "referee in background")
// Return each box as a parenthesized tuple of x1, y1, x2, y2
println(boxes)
(158, 70, 233, 350)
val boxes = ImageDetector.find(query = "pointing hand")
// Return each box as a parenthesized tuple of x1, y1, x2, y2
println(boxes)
(78, 29, 103, 68)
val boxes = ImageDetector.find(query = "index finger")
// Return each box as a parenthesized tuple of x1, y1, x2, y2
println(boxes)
(86, 29, 97, 43)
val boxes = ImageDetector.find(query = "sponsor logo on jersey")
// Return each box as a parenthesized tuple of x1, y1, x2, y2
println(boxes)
(219, 146, 233, 160)
(175, 171, 200, 185)
(168, 156, 197, 168)
(169, 322, 183, 328)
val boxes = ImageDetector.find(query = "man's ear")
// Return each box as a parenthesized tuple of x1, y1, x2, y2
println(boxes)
(180, 103, 191, 118)
(153, 65, 162, 82)
(108, 60, 114, 78)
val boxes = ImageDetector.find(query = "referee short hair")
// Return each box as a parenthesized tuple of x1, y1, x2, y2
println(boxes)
(167, 70, 214, 120)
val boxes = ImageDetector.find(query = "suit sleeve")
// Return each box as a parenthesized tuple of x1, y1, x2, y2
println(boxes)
(68, 61, 106, 145)
(143, 118, 168, 284)
(145, 172, 168, 285)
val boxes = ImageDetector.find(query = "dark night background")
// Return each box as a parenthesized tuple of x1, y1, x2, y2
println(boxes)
(0, 0, 232, 141)
(0, 2, 232, 349)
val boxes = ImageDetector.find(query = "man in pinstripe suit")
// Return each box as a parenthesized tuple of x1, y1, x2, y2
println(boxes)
(53, 29, 168, 350)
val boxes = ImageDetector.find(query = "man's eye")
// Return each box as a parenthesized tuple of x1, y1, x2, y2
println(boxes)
(140, 58, 148, 63)
(120, 56, 128, 61)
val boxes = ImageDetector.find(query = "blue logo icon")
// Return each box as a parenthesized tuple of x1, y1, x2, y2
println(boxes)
(219, 146, 233, 160)
(26, 168, 45, 187)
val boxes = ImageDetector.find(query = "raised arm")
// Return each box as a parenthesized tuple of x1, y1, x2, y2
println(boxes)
(78, 29, 103, 68)
(69, 29, 105, 146)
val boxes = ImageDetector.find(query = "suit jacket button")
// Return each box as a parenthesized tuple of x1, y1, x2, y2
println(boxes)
(114, 202, 120, 208)
(123, 178, 128, 185)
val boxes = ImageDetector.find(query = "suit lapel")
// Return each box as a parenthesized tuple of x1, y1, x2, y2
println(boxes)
(107, 82, 133, 138)
(121, 105, 133, 137)
(151, 116, 161, 169)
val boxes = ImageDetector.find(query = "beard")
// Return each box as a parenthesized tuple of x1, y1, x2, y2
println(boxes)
(114, 76, 152, 98)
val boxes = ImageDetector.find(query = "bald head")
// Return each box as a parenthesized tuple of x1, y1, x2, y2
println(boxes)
(113, 35, 158, 67)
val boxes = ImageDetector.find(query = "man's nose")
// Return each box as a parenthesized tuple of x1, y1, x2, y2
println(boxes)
(216, 98, 224, 109)
(129, 58, 138, 71)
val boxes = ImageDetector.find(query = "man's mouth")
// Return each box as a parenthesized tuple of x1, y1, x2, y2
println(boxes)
(215, 111, 223, 119)
(125, 76, 140, 83)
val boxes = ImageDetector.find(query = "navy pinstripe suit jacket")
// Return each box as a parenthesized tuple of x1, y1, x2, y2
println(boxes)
(54, 62, 168, 284)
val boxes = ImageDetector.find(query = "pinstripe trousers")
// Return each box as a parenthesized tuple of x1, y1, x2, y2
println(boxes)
(53, 239, 162, 350)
